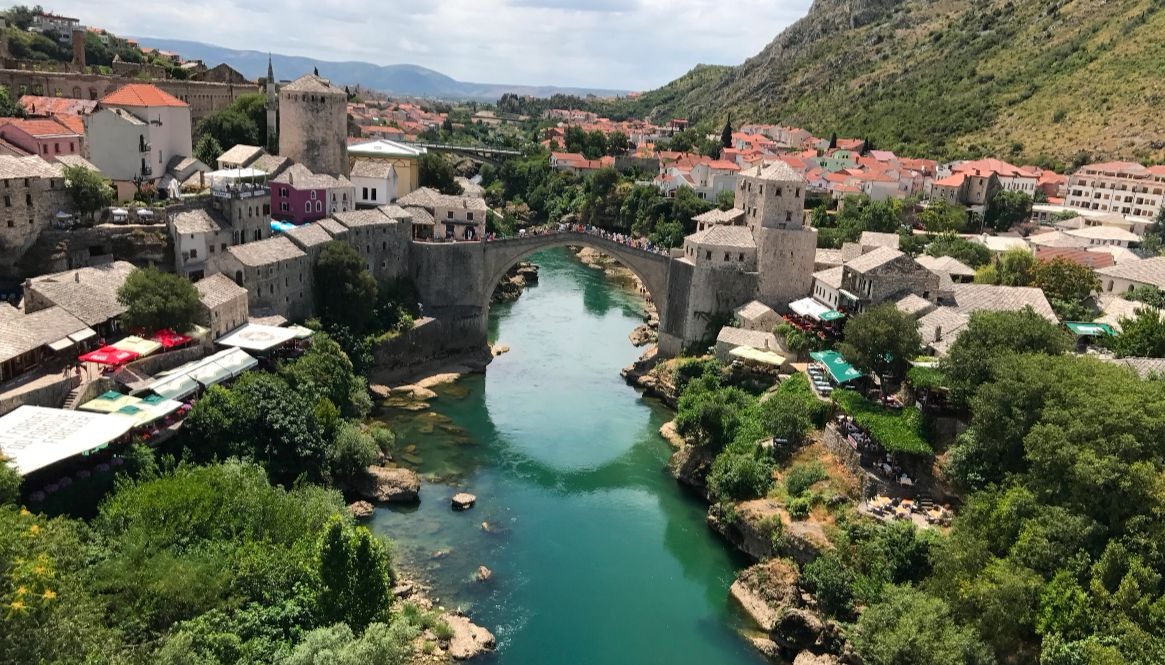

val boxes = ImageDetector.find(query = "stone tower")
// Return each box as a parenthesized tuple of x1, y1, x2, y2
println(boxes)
(265, 56, 278, 153)
(735, 162, 817, 309)
(278, 73, 348, 177)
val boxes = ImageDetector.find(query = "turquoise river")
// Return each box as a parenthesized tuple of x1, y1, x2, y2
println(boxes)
(371, 247, 766, 664)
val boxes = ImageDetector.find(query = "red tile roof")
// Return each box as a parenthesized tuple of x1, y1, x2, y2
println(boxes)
(934, 173, 967, 188)
(1035, 246, 1114, 269)
(100, 84, 187, 108)
(0, 117, 81, 138)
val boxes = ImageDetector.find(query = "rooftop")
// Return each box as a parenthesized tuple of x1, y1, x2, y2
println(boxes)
(171, 208, 222, 235)
(716, 326, 779, 351)
(333, 208, 395, 229)
(226, 236, 306, 267)
(896, 294, 937, 317)
(350, 159, 397, 179)
(217, 144, 265, 166)
(749, 160, 803, 183)
(271, 163, 351, 190)
(686, 224, 756, 250)
(100, 83, 187, 108)
(844, 246, 904, 273)
(1066, 225, 1142, 242)
(0, 154, 62, 179)
(194, 273, 247, 310)
(1095, 256, 1165, 290)
(944, 284, 1058, 322)
(395, 187, 488, 212)
(859, 231, 901, 250)
(0, 306, 90, 364)
(283, 222, 335, 248)
(915, 255, 975, 277)
(815, 248, 844, 267)
(735, 300, 777, 321)
(0, 117, 81, 138)
(315, 218, 347, 236)
(813, 266, 844, 289)
(347, 138, 427, 158)
(693, 208, 746, 225)
(282, 74, 346, 95)
(24, 261, 135, 326)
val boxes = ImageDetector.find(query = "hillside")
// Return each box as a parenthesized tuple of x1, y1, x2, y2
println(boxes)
(617, 0, 1165, 164)
(131, 38, 630, 101)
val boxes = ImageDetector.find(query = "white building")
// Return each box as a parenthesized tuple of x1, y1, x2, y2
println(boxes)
(350, 159, 398, 208)
(1066, 161, 1165, 219)
(86, 84, 194, 200)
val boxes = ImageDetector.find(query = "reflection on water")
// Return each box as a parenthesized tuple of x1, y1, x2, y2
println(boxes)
(371, 248, 765, 665)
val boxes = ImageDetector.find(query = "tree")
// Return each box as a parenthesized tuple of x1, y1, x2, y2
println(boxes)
(975, 247, 1036, 286)
(63, 165, 114, 221)
(606, 131, 629, 156)
(714, 189, 735, 211)
(193, 93, 267, 153)
(417, 152, 462, 195)
(1125, 285, 1165, 309)
(0, 86, 24, 119)
(281, 621, 416, 665)
(1033, 257, 1099, 319)
(707, 447, 774, 501)
(116, 267, 202, 333)
(850, 585, 996, 665)
(316, 517, 394, 633)
(1108, 307, 1165, 358)
(925, 233, 992, 268)
(326, 423, 379, 484)
(755, 391, 811, 445)
(919, 200, 967, 233)
(193, 134, 223, 169)
(314, 242, 379, 336)
(939, 308, 1069, 406)
(1139, 207, 1165, 255)
(840, 304, 922, 381)
(984, 189, 1032, 232)
(721, 114, 733, 149)
(0, 459, 20, 505)
(280, 334, 371, 418)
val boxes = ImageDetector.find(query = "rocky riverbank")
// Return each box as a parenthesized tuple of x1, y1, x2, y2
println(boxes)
(573, 246, 659, 347)
(491, 261, 539, 304)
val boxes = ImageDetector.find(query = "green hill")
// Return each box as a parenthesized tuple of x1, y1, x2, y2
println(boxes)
(615, 0, 1165, 165)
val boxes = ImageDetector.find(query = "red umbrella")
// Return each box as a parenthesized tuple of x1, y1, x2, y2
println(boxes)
(151, 329, 192, 349)
(78, 346, 139, 366)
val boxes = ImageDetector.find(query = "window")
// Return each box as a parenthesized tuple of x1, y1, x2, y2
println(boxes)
(739, 253, 744, 261)
(371, 188, 377, 201)
(705, 251, 711, 260)
(724, 253, 730, 261)
(315, 201, 323, 212)
(5, 220, 11, 228)
(209, 244, 215, 254)
(190, 249, 197, 258)
(467, 212, 474, 221)
(776, 187, 782, 197)
(310, 190, 317, 200)
(447, 211, 454, 219)
(305, 201, 311, 213)
(281, 201, 289, 212)
(281, 187, 288, 197)
(795, 188, 800, 197)
(785, 211, 792, 222)
(362, 187, 368, 199)
(3, 195, 8, 207)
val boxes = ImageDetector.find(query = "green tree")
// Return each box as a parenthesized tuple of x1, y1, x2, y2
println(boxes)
(0, 460, 20, 505)
(280, 621, 416, 665)
(314, 241, 379, 336)
(1125, 285, 1165, 309)
(194, 94, 267, 153)
(326, 423, 379, 484)
(417, 152, 462, 195)
(707, 448, 774, 501)
(1033, 257, 1099, 319)
(925, 233, 992, 268)
(316, 517, 394, 633)
(1139, 207, 1165, 255)
(920, 200, 967, 233)
(802, 553, 856, 618)
(976, 248, 1036, 286)
(840, 303, 922, 380)
(63, 165, 114, 221)
(721, 114, 733, 149)
(754, 390, 811, 445)
(939, 308, 1069, 406)
(116, 267, 202, 333)
(606, 131, 629, 156)
(714, 189, 735, 211)
(984, 189, 1033, 232)
(1108, 307, 1165, 358)
(851, 585, 996, 665)
(280, 334, 371, 418)
(193, 134, 223, 169)
(0, 85, 24, 118)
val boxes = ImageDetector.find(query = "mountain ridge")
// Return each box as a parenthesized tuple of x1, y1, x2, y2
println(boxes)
(131, 37, 631, 101)
(611, 0, 1165, 164)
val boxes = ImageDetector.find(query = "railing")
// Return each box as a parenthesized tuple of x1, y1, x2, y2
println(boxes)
(141, 164, 153, 177)
(485, 225, 671, 258)
(139, 140, 151, 153)
(211, 184, 269, 199)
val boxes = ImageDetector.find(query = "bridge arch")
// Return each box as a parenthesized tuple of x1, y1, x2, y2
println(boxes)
(481, 232, 673, 316)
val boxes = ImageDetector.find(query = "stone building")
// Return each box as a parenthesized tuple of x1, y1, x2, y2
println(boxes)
(217, 236, 311, 321)
(734, 161, 817, 309)
(22, 261, 135, 337)
(0, 155, 67, 279)
(838, 247, 940, 313)
(395, 187, 487, 241)
(278, 74, 348, 177)
(171, 207, 227, 281)
(194, 273, 248, 339)
(216, 144, 265, 170)
(332, 206, 413, 282)
(681, 225, 757, 270)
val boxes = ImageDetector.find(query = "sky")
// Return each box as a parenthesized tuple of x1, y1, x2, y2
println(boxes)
(49, 0, 814, 90)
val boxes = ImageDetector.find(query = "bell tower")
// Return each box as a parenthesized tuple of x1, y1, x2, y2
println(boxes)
(265, 56, 278, 153)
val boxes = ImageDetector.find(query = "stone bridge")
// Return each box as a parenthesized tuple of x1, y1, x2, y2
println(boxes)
(409, 231, 693, 356)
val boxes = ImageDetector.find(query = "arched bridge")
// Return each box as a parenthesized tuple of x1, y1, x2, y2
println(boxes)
(483, 231, 673, 313)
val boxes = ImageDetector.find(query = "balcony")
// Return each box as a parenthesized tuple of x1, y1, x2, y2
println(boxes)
(212, 183, 270, 200)
(138, 140, 151, 153)
(140, 164, 153, 177)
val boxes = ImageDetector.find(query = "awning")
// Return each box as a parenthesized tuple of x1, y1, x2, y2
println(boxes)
(810, 350, 864, 384)
(151, 329, 192, 349)
(68, 328, 96, 343)
(111, 336, 162, 358)
(109, 397, 183, 427)
(1066, 321, 1116, 337)
(789, 297, 846, 323)
(143, 373, 200, 401)
(217, 324, 299, 352)
(285, 324, 315, 340)
(48, 337, 74, 352)
(79, 346, 138, 366)
(819, 310, 845, 322)
(730, 346, 787, 367)
(0, 405, 134, 475)
(78, 391, 137, 414)
(839, 289, 861, 302)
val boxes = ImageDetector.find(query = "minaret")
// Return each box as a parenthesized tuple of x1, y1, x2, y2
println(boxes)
(265, 56, 278, 153)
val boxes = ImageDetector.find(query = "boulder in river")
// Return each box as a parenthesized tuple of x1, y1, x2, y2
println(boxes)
(354, 466, 421, 503)
(441, 613, 496, 660)
(474, 565, 492, 582)
(347, 500, 375, 520)
(793, 652, 842, 665)
(451, 492, 477, 510)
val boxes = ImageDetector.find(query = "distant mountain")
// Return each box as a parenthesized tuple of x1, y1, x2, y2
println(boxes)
(610, 0, 1165, 164)
(131, 37, 629, 101)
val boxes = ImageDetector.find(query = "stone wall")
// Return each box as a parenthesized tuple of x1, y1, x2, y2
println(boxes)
(410, 241, 490, 349)
(658, 258, 694, 356)
(757, 226, 817, 310)
(677, 266, 758, 352)
(14, 224, 171, 280)
(367, 317, 486, 385)
(120, 344, 208, 381)
(279, 88, 348, 176)
(0, 373, 78, 416)
(0, 173, 69, 279)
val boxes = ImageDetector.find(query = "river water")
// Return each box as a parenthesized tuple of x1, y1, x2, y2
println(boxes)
(371, 248, 765, 664)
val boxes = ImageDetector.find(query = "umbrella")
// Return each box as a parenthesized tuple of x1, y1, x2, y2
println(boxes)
(78, 346, 139, 366)
(151, 329, 192, 349)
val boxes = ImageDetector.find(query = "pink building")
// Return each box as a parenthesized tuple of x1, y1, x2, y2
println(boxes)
(270, 163, 355, 224)
(0, 117, 82, 161)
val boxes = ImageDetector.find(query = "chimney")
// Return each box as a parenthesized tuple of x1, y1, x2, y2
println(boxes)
(74, 272, 80, 283)
(934, 325, 942, 342)
(71, 29, 85, 70)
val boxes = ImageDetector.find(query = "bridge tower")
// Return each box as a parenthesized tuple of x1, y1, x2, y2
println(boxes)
(735, 162, 816, 309)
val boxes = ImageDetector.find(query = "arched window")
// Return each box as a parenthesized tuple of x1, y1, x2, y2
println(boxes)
(304, 201, 311, 213)
(316, 201, 323, 212)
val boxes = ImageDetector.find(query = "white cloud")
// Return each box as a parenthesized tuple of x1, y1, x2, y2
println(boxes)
(51, 0, 813, 89)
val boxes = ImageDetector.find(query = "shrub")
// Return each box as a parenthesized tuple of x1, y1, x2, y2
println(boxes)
(802, 553, 856, 619)
(708, 449, 774, 501)
(787, 496, 813, 520)
(833, 390, 932, 456)
(785, 462, 828, 498)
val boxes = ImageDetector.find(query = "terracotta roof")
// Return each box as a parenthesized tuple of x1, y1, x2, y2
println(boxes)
(194, 273, 247, 309)
(19, 95, 97, 116)
(933, 173, 967, 188)
(100, 83, 188, 108)
(1034, 246, 1114, 270)
(0, 117, 80, 138)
